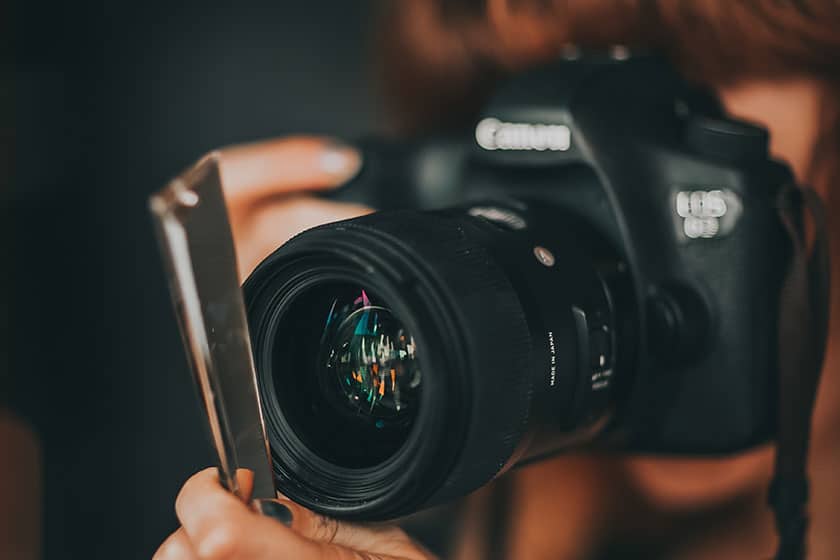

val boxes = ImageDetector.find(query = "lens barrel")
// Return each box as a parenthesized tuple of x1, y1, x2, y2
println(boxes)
(244, 207, 626, 520)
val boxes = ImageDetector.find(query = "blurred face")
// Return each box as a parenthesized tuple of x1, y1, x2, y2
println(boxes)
(623, 76, 836, 508)
(720, 79, 824, 191)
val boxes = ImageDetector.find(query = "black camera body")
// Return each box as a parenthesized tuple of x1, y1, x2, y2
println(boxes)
(333, 55, 793, 453)
(244, 55, 797, 520)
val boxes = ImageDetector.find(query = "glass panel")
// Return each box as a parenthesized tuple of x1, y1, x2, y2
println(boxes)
(149, 153, 275, 500)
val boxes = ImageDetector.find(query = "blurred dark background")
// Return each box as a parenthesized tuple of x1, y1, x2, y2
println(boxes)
(9, 2, 395, 558)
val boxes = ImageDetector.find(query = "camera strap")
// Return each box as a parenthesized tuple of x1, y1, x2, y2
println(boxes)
(770, 186, 830, 560)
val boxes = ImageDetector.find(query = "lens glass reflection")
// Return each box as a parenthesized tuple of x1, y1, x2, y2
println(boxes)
(321, 290, 421, 425)
(271, 282, 422, 468)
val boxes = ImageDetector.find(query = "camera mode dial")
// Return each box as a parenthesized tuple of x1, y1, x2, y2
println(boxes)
(685, 115, 769, 162)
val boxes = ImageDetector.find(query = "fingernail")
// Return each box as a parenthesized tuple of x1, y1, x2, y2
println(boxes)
(254, 499, 293, 527)
(319, 142, 362, 180)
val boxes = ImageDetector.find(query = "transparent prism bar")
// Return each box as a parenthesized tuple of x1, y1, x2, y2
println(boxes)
(149, 153, 275, 500)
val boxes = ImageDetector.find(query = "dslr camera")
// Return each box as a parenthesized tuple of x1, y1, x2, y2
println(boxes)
(237, 55, 802, 521)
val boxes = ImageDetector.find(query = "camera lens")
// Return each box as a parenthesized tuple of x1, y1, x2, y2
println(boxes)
(319, 290, 421, 424)
(267, 282, 421, 469)
(244, 207, 629, 520)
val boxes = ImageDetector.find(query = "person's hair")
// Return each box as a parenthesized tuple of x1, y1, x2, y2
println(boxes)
(377, 0, 839, 128)
(377, 0, 840, 317)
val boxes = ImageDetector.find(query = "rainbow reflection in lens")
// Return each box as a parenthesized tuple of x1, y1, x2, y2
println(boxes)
(320, 290, 421, 424)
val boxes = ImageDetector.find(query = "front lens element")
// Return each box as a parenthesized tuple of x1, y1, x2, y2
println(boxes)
(269, 282, 422, 469)
(321, 290, 421, 425)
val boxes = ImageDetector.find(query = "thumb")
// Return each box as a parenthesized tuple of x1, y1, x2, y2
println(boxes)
(253, 499, 435, 559)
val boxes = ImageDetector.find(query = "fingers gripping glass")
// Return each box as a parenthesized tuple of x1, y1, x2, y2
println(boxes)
(149, 154, 275, 501)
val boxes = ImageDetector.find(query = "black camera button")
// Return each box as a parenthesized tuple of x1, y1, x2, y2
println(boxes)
(647, 285, 710, 365)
